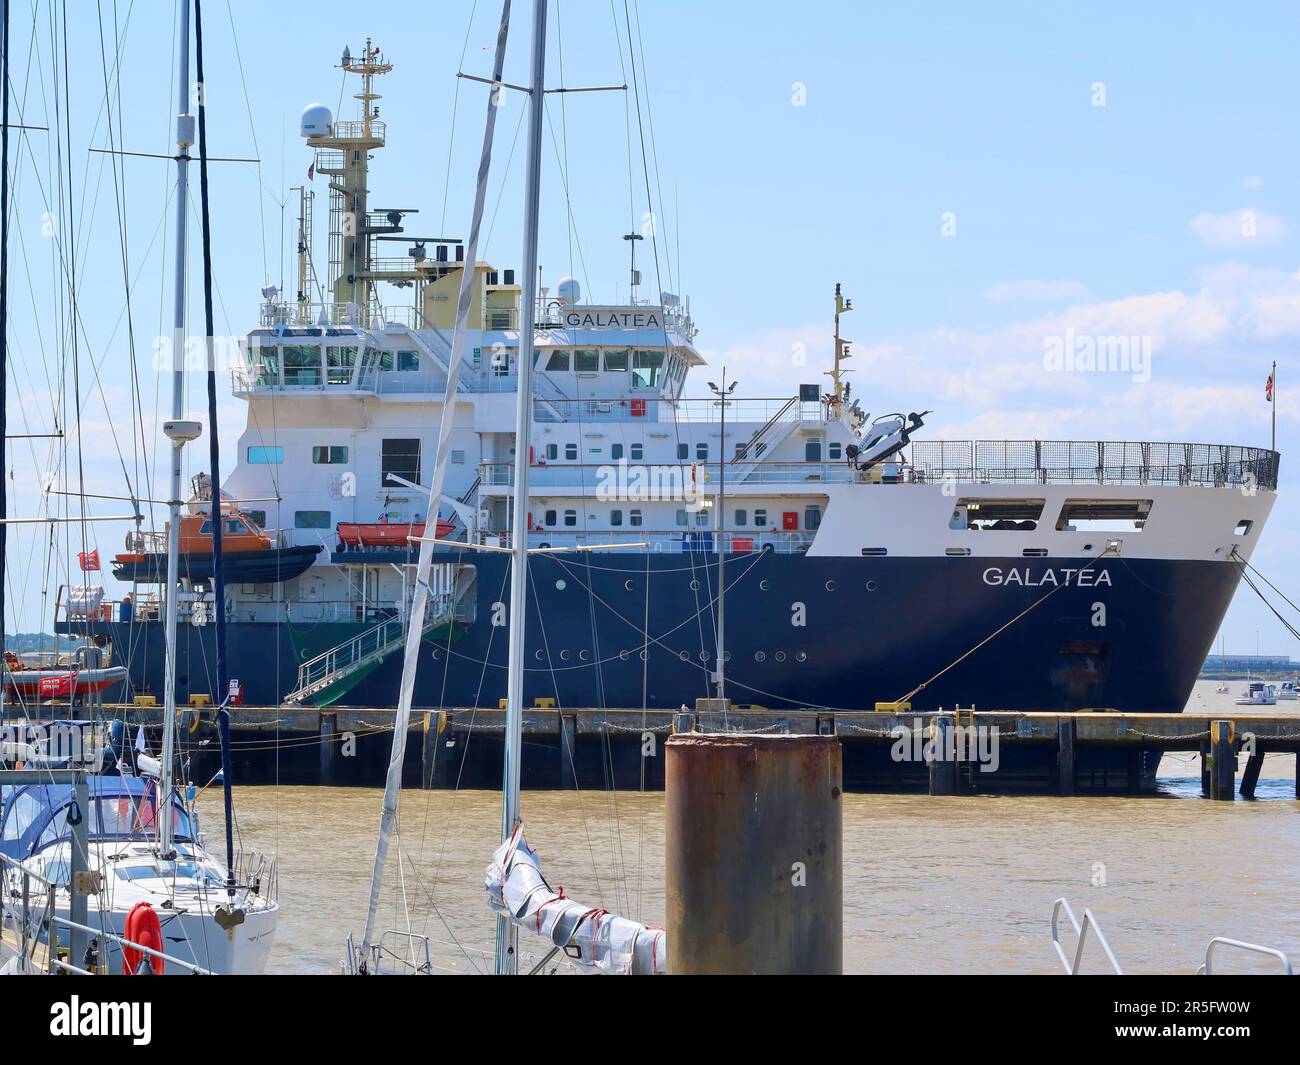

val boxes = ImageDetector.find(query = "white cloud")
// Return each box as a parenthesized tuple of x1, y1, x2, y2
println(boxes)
(1242, 176, 1264, 190)
(1190, 207, 1288, 247)
(984, 279, 1088, 303)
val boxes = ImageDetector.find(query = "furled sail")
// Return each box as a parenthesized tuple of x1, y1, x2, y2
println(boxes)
(485, 823, 667, 975)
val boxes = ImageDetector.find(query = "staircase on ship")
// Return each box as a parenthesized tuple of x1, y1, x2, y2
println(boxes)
(284, 563, 475, 706)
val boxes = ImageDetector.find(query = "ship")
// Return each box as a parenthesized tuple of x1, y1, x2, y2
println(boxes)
(56, 42, 1280, 716)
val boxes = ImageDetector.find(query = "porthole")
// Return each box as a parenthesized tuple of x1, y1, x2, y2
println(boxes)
(555, 579, 567, 591)
(1083, 543, 1093, 552)
(755, 651, 766, 663)
(866, 580, 878, 592)
(775, 650, 786, 662)
(535, 649, 544, 660)
(619, 649, 631, 662)
(579, 649, 589, 661)
(679, 650, 690, 662)
(560, 649, 570, 661)
(824, 580, 835, 592)
(640, 650, 648, 661)
(690, 579, 700, 591)
(722, 650, 732, 662)
(759, 579, 770, 591)
(431, 649, 441, 660)
(624, 579, 635, 591)
(796, 651, 807, 662)
(699, 650, 709, 662)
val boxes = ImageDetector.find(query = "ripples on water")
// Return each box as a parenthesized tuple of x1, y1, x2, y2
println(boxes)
(207, 681, 1300, 974)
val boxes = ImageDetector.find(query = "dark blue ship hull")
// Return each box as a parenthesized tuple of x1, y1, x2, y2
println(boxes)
(66, 552, 1237, 713)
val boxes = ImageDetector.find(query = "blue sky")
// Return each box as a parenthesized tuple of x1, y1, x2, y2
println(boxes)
(3, 0, 1300, 658)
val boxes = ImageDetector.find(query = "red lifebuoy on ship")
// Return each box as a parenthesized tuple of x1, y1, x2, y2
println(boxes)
(122, 901, 164, 975)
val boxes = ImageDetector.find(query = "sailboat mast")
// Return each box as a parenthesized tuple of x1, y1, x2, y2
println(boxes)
(160, 0, 195, 856)
(495, 0, 548, 978)
(0, 0, 11, 729)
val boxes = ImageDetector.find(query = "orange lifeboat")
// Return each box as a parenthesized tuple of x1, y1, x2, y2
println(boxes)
(336, 518, 454, 548)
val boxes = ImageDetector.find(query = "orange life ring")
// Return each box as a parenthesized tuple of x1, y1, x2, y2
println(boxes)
(122, 901, 164, 975)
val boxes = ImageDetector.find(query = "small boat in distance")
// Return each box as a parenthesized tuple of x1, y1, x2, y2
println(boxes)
(2, 651, 127, 699)
(1234, 681, 1277, 706)
(111, 476, 320, 584)
(1277, 680, 1297, 700)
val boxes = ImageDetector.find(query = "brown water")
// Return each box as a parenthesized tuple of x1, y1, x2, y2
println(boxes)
(208, 681, 1300, 974)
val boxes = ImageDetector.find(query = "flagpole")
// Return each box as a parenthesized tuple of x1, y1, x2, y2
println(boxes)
(1272, 360, 1277, 453)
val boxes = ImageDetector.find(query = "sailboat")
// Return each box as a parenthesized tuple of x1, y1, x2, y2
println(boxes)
(0, 0, 277, 974)
(345, 0, 664, 976)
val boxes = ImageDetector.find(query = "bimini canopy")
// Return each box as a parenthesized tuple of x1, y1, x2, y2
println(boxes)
(0, 775, 195, 860)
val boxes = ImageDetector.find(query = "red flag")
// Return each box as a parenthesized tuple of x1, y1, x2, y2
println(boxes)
(307, 161, 315, 182)
(77, 548, 100, 572)
(1266, 373, 1274, 402)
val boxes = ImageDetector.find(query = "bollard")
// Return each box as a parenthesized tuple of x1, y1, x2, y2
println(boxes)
(666, 733, 842, 975)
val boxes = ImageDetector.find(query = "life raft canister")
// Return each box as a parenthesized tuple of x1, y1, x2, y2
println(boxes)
(122, 901, 164, 975)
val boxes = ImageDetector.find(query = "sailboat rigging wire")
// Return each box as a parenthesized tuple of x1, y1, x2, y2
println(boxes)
(358, 0, 516, 963)
(194, 0, 239, 903)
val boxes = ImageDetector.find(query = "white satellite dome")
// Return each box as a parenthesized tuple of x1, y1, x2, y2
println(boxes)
(555, 277, 581, 305)
(300, 104, 334, 138)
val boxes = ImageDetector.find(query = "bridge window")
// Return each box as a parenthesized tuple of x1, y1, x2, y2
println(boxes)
(573, 348, 599, 372)
(312, 446, 349, 464)
(632, 349, 664, 388)
(247, 446, 284, 464)
(294, 510, 331, 529)
(545, 350, 570, 371)
(952, 498, 1045, 531)
(248, 342, 279, 385)
(381, 438, 421, 486)
(1055, 498, 1152, 533)
(282, 345, 321, 386)
(603, 348, 628, 372)
(396, 351, 420, 371)
(326, 345, 358, 385)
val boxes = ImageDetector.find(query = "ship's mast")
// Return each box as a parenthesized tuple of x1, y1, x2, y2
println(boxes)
(307, 39, 391, 321)
(826, 282, 853, 411)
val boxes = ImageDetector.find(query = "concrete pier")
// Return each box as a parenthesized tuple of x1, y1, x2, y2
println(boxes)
(74, 703, 1300, 795)
(665, 734, 842, 974)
